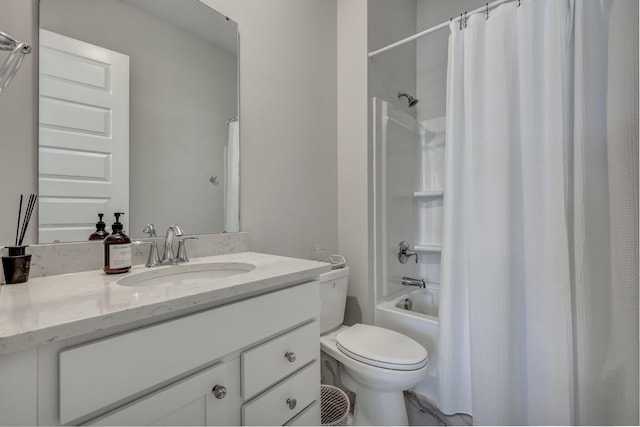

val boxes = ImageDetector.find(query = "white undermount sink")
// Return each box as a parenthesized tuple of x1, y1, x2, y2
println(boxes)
(117, 262, 256, 287)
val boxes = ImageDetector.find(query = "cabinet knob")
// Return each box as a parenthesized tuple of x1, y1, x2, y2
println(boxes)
(286, 398, 297, 410)
(285, 351, 296, 362)
(212, 385, 227, 399)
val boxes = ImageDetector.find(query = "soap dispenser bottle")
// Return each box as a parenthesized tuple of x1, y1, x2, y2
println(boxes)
(103, 212, 132, 274)
(89, 213, 109, 241)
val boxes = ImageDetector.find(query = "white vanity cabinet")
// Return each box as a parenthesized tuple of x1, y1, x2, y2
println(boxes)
(3, 280, 321, 426)
(0, 348, 38, 426)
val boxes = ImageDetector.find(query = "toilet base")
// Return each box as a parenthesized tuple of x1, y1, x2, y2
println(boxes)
(339, 364, 409, 426)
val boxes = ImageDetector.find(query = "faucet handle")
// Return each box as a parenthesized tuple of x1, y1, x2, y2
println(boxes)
(142, 223, 157, 237)
(398, 241, 419, 264)
(133, 240, 161, 267)
(176, 237, 198, 263)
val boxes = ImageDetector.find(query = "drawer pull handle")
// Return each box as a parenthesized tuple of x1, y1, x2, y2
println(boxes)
(212, 385, 227, 399)
(285, 351, 296, 362)
(286, 398, 297, 410)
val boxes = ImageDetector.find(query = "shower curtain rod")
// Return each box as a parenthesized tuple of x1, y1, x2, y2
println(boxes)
(368, 0, 519, 58)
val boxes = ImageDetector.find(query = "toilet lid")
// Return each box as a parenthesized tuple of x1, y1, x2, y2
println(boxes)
(335, 324, 428, 371)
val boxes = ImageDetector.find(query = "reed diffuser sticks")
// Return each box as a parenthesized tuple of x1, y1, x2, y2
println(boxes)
(15, 193, 37, 247)
(14, 194, 22, 246)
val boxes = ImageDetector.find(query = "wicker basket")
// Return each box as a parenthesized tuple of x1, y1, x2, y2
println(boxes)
(320, 385, 350, 426)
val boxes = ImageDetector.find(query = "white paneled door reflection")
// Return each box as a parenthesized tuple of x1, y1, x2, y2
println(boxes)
(39, 29, 129, 243)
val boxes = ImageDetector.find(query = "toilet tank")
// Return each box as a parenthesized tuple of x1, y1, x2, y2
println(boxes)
(319, 266, 350, 334)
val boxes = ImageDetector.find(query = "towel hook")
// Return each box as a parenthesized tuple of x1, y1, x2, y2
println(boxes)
(0, 30, 32, 96)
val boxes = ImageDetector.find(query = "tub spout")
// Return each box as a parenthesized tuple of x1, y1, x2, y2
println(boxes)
(402, 276, 425, 288)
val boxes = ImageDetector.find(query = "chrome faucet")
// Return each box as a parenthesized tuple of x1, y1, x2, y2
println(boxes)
(161, 224, 184, 264)
(402, 276, 425, 288)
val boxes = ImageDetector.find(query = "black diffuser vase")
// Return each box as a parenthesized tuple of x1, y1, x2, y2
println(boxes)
(5, 193, 38, 284)
(2, 245, 31, 284)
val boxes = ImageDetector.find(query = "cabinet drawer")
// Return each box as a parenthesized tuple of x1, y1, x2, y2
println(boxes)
(242, 321, 319, 399)
(59, 282, 319, 424)
(284, 402, 320, 426)
(242, 361, 319, 426)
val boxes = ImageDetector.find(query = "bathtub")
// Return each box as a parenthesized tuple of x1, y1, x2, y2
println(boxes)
(375, 287, 439, 401)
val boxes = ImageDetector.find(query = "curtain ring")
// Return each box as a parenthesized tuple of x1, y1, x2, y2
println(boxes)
(459, 13, 464, 30)
(517, 0, 521, 6)
(464, 12, 468, 28)
(485, 3, 489, 19)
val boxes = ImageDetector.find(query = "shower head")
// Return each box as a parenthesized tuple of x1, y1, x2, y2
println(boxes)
(398, 92, 419, 108)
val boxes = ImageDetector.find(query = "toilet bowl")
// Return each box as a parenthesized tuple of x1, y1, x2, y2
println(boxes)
(319, 267, 429, 426)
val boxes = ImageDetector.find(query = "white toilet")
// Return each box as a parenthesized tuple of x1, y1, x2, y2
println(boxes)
(319, 266, 429, 426)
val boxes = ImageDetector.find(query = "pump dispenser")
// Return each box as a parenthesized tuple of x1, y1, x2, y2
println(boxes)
(103, 212, 131, 274)
(89, 213, 109, 241)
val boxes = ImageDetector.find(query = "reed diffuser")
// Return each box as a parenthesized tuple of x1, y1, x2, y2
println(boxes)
(2, 193, 37, 284)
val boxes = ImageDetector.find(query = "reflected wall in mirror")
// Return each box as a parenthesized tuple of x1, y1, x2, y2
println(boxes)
(38, 0, 239, 243)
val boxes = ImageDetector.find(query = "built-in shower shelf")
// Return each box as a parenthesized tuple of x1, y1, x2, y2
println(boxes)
(415, 244, 442, 253)
(414, 190, 444, 199)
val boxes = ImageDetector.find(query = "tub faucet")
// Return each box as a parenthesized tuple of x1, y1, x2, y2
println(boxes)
(161, 224, 184, 264)
(402, 276, 425, 288)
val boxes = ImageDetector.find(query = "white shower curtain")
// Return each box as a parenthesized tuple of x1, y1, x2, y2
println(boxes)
(438, 0, 638, 425)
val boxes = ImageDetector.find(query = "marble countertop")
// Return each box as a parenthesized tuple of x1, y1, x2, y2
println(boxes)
(0, 252, 331, 355)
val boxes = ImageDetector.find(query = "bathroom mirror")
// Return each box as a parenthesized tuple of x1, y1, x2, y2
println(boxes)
(38, 0, 239, 243)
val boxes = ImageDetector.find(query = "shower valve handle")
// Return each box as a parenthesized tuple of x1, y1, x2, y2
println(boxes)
(398, 241, 419, 264)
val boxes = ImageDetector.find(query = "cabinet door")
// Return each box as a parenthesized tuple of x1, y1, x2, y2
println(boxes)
(88, 359, 241, 426)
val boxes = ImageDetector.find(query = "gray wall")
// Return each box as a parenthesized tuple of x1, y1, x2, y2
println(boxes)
(369, 0, 417, 117)
(337, 0, 369, 324)
(416, 0, 486, 122)
(0, 0, 39, 246)
(40, 0, 238, 237)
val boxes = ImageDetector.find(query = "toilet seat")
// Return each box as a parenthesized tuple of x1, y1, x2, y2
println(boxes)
(335, 324, 428, 371)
